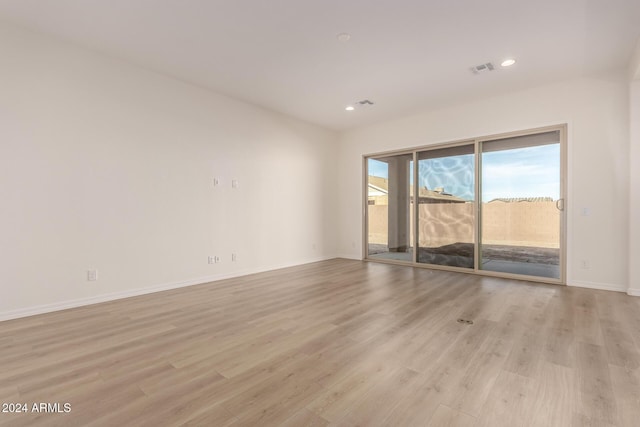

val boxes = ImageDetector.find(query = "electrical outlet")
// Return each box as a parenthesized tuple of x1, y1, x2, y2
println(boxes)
(208, 256, 218, 264)
(231, 179, 239, 189)
(214, 256, 220, 263)
(87, 270, 98, 281)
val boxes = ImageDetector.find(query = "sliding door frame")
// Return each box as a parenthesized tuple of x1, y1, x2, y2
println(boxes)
(363, 124, 567, 285)
(363, 149, 415, 267)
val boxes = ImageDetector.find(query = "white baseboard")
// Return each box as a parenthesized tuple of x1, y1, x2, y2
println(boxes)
(569, 280, 627, 293)
(334, 253, 362, 260)
(0, 256, 335, 322)
(627, 288, 640, 297)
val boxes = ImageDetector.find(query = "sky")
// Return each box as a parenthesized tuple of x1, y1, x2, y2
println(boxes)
(369, 144, 560, 202)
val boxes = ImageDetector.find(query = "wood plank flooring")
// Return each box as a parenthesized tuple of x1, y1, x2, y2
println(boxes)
(1, 259, 640, 426)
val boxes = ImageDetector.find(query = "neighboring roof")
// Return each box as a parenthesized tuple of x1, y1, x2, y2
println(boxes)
(417, 188, 466, 203)
(367, 175, 467, 203)
(368, 176, 388, 193)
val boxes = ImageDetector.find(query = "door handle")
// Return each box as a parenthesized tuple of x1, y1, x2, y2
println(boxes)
(555, 198, 565, 211)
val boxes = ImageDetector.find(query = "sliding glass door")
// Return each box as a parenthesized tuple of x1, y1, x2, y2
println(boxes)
(479, 131, 562, 279)
(366, 153, 414, 262)
(364, 126, 565, 284)
(417, 144, 475, 268)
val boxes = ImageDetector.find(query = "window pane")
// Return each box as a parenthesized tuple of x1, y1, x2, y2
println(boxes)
(367, 154, 413, 262)
(480, 133, 561, 279)
(417, 145, 475, 268)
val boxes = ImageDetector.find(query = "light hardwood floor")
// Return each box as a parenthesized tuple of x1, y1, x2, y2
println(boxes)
(1, 259, 640, 426)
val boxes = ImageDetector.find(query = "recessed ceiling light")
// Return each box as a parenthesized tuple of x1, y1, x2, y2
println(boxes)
(345, 105, 355, 111)
(337, 33, 351, 42)
(501, 59, 516, 67)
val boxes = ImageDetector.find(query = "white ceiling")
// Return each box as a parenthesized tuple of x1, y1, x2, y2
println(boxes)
(0, 0, 639, 131)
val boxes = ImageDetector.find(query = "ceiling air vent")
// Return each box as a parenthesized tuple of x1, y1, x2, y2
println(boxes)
(470, 62, 495, 74)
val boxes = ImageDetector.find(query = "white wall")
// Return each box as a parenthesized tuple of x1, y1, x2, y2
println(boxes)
(630, 81, 640, 295)
(0, 22, 338, 319)
(628, 40, 640, 295)
(337, 72, 630, 292)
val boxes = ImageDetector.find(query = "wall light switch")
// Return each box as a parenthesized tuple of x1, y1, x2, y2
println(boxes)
(232, 179, 239, 189)
(87, 270, 98, 281)
(213, 178, 219, 187)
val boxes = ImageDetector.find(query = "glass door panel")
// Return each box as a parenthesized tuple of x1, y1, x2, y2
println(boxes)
(417, 145, 475, 268)
(480, 131, 562, 279)
(367, 154, 414, 262)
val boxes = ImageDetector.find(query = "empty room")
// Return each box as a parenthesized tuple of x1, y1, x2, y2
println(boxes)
(1, 1, 640, 426)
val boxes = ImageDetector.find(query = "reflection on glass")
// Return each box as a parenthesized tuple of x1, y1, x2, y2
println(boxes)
(417, 145, 475, 268)
(480, 132, 561, 279)
(367, 155, 413, 262)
